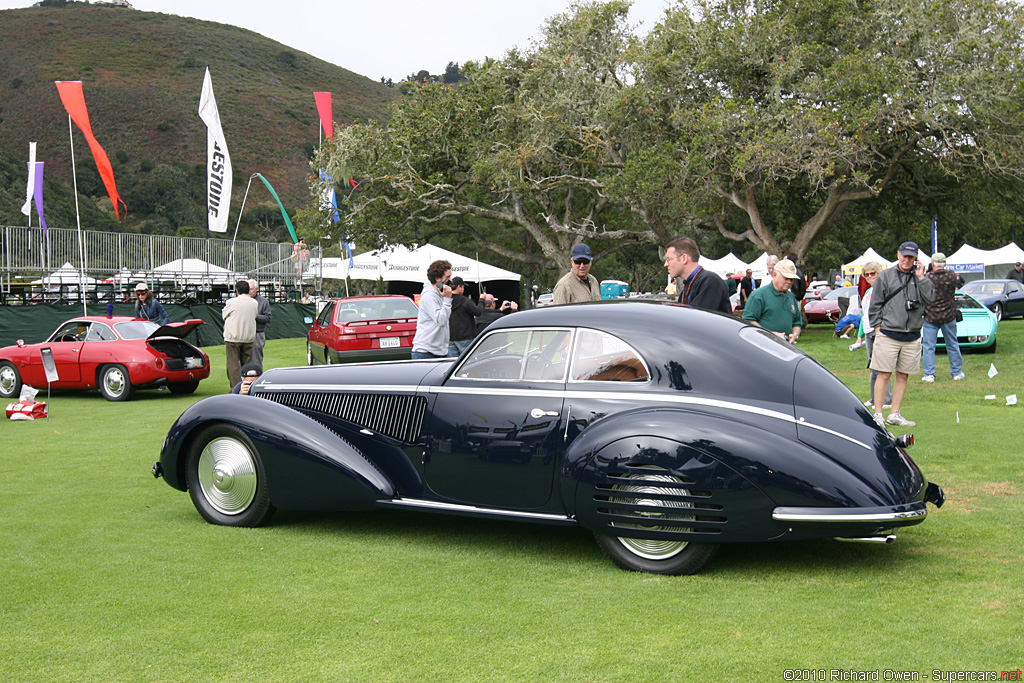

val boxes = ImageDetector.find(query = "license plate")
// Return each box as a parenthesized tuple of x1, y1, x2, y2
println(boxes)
(379, 337, 400, 348)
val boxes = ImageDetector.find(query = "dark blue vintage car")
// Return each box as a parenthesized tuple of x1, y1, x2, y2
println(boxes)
(153, 301, 944, 575)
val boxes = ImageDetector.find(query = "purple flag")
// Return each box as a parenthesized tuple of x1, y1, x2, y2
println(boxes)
(30, 161, 48, 235)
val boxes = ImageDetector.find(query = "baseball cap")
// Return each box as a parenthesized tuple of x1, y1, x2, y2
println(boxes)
(898, 241, 919, 257)
(931, 252, 946, 265)
(450, 276, 465, 288)
(483, 293, 496, 302)
(570, 244, 593, 261)
(134, 282, 149, 292)
(774, 259, 800, 279)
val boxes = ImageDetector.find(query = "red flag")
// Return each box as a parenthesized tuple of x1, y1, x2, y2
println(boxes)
(349, 178, 359, 189)
(314, 91, 333, 140)
(55, 80, 125, 219)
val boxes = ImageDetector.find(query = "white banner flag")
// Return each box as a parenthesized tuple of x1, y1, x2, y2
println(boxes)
(198, 68, 232, 233)
(21, 142, 37, 216)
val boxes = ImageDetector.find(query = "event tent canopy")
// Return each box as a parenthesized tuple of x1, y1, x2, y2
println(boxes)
(134, 258, 242, 285)
(699, 252, 749, 277)
(947, 242, 1024, 279)
(309, 244, 522, 283)
(34, 262, 97, 286)
(842, 248, 894, 273)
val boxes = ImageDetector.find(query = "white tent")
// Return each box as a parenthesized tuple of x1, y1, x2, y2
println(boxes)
(699, 252, 748, 278)
(140, 258, 241, 285)
(34, 262, 97, 286)
(746, 252, 771, 280)
(310, 244, 522, 283)
(947, 242, 1024, 280)
(842, 248, 894, 274)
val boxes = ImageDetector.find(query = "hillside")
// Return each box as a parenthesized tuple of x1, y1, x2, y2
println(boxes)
(0, 3, 397, 237)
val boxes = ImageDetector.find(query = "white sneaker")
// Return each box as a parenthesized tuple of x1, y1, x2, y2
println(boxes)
(886, 412, 916, 427)
(952, 372, 965, 380)
(873, 413, 886, 428)
(921, 375, 935, 383)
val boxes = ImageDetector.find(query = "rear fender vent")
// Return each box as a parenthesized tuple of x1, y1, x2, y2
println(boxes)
(593, 464, 725, 535)
(254, 391, 427, 444)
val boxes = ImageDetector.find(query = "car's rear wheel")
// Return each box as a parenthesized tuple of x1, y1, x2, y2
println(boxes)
(99, 364, 135, 401)
(187, 423, 275, 527)
(168, 381, 200, 395)
(993, 303, 1003, 321)
(593, 472, 718, 575)
(0, 361, 22, 399)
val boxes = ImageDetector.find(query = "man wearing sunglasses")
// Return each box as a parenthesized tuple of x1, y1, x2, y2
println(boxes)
(553, 243, 600, 305)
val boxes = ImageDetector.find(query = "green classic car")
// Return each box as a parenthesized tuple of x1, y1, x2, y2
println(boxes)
(937, 292, 998, 353)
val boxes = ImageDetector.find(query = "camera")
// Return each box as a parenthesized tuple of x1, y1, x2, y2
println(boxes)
(905, 299, 920, 311)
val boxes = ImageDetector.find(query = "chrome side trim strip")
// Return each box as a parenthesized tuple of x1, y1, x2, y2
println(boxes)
(380, 498, 572, 522)
(772, 507, 927, 523)
(253, 384, 870, 451)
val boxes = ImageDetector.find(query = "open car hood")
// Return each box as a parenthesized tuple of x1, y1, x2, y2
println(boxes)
(148, 319, 206, 340)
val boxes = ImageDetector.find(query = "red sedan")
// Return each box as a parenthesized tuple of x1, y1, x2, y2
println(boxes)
(307, 295, 418, 365)
(0, 316, 209, 402)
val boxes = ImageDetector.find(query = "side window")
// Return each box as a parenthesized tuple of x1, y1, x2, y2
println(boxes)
(315, 302, 334, 327)
(1010, 283, 1021, 295)
(86, 323, 117, 342)
(454, 329, 571, 381)
(570, 329, 649, 382)
(51, 322, 88, 343)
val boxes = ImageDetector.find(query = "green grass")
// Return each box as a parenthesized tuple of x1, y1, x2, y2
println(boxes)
(2, 326, 1022, 682)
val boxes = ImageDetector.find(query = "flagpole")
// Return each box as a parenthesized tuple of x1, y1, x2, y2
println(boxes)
(68, 114, 87, 316)
(228, 173, 258, 273)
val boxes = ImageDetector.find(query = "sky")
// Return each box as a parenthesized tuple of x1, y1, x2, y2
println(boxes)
(0, 0, 674, 81)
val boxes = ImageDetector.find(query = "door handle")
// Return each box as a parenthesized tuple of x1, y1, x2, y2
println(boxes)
(530, 408, 558, 419)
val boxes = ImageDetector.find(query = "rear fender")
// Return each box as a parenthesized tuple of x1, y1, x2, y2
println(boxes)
(160, 394, 395, 511)
(560, 407, 909, 542)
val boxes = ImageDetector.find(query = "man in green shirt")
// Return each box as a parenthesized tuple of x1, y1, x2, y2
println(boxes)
(742, 259, 802, 343)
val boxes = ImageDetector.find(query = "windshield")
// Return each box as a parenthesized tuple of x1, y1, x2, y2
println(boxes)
(824, 287, 856, 301)
(956, 293, 985, 310)
(962, 281, 1004, 296)
(114, 320, 160, 340)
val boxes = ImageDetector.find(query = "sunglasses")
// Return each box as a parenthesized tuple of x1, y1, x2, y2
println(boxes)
(573, 258, 591, 265)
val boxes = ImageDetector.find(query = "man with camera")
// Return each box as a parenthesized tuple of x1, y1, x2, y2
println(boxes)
(868, 241, 935, 428)
(475, 293, 518, 334)
(411, 259, 453, 360)
(921, 253, 965, 383)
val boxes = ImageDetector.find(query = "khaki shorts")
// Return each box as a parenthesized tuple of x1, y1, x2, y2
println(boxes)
(869, 333, 921, 375)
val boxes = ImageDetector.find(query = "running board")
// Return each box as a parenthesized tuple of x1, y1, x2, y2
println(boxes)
(378, 498, 575, 525)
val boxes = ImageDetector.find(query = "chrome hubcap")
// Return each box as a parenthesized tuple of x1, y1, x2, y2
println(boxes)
(197, 437, 258, 515)
(612, 473, 693, 561)
(0, 366, 15, 394)
(104, 368, 127, 396)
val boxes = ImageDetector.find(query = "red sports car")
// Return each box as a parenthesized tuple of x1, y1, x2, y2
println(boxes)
(0, 316, 210, 402)
(307, 295, 418, 365)
(804, 286, 858, 324)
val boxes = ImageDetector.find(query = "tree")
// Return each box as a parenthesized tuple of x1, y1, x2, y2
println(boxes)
(317, 1, 669, 269)
(634, 0, 1024, 261)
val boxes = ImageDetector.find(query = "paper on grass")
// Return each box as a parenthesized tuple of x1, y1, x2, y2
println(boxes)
(988, 363, 998, 378)
(1007, 395, 1018, 406)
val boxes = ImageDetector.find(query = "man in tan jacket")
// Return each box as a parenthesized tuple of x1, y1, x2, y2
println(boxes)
(553, 243, 600, 305)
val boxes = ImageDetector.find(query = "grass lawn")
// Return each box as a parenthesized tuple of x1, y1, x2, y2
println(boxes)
(1, 322, 1022, 682)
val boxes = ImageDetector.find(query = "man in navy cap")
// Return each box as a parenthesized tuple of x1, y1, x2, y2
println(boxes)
(867, 241, 935, 428)
(553, 243, 600, 305)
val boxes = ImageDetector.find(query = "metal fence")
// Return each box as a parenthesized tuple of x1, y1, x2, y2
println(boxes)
(1, 225, 321, 304)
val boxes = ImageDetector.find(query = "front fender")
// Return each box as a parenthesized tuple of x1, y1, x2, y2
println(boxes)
(159, 394, 395, 511)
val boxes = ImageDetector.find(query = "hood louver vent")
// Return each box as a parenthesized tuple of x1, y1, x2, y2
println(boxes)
(253, 391, 427, 444)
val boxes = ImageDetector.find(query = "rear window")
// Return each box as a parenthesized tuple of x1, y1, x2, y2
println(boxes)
(114, 321, 160, 340)
(336, 298, 416, 323)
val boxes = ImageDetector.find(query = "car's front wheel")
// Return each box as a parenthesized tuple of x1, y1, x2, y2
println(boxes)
(993, 302, 1003, 321)
(99, 364, 135, 401)
(0, 361, 22, 399)
(187, 423, 275, 527)
(593, 472, 718, 575)
(306, 342, 315, 366)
